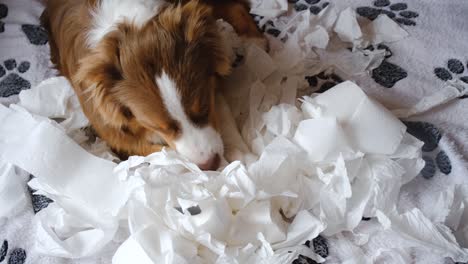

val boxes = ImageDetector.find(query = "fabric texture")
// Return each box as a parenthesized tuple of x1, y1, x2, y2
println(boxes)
(0, 0, 467, 263)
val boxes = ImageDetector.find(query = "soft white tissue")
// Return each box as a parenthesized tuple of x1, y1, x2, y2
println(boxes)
(363, 15, 409, 45)
(385, 209, 468, 262)
(4, 78, 458, 263)
(249, 0, 288, 18)
(334, 8, 362, 45)
(245, 43, 277, 81)
(0, 3, 467, 264)
(294, 118, 354, 162)
(304, 26, 329, 50)
(18, 77, 88, 132)
(354, 208, 468, 263)
(393, 79, 468, 118)
(0, 160, 28, 219)
(0, 104, 141, 257)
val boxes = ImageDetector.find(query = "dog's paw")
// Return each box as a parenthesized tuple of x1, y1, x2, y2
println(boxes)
(225, 148, 257, 166)
(225, 148, 244, 163)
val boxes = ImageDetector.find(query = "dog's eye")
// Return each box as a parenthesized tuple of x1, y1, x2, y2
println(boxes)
(120, 105, 134, 119)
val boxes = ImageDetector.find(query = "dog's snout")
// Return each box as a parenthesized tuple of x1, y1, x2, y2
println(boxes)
(198, 154, 221, 171)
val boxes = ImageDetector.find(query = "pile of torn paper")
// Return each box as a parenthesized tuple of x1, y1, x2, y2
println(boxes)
(0, 2, 468, 264)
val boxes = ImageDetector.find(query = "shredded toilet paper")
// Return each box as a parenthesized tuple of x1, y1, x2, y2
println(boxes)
(0, 160, 29, 219)
(1, 2, 468, 264)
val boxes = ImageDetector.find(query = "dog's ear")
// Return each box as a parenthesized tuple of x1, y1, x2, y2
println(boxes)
(158, 0, 232, 76)
(73, 31, 131, 128)
(182, 1, 232, 76)
(209, 35, 232, 77)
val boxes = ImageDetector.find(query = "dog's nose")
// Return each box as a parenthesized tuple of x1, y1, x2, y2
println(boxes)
(198, 154, 221, 171)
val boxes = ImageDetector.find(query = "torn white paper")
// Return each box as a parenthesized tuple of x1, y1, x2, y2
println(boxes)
(5, 77, 466, 263)
(362, 14, 409, 45)
(334, 7, 363, 45)
(393, 79, 468, 118)
(0, 104, 141, 257)
(0, 3, 467, 264)
(249, 0, 288, 18)
(0, 160, 28, 219)
(18, 77, 89, 132)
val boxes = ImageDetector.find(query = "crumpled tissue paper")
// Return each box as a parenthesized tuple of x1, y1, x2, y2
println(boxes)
(2, 77, 467, 262)
(0, 2, 467, 264)
(0, 160, 29, 219)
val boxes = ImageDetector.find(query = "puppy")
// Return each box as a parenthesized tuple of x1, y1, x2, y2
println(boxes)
(41, 0, 266, 170)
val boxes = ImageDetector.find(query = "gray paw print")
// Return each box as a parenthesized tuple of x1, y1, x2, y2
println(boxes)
(292, 0, 330, 14)
(21, 24, 48, 45)
(434, 58, 468, 99)
(28, 175, 54, 214)
(357, 0, 419, 26)
(404, 121, 452, 179)
(0, 59, 31, 97)
(0, 3, 7, 33)
(366, 44, 408, 88)
(290, 235, 328, 263)
(251, 14, 281, 38)
(305, 71, 344, 93)
(0, 241, 27, 264)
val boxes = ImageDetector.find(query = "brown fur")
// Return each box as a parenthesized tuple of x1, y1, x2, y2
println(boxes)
(171, 0, 267, 48)
(41, 0, 265, 159)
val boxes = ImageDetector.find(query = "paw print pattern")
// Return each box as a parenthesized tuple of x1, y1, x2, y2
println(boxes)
(372, 61, 408, 88)
(30, 194, 54, 214)
(434, 58, 468, 99)
(0, 3, 7, 33)
(292, 255, 317, 264)
(0, 241, 26, 264)
(6, 249, 26, 264)
(305, 71, 344, 93)
(251, 14, 267, 33)
(266, 26, 281, 38)
(21, 24, 48, 45)
(367, 44, 408, 88)
(435, 151, 451, 175)
(251, 14, 282, 39)
(28, 175, 53, 214)
(0, 241, 7, 262)
(305, 235, 329, 258)
(421, 156, 436, 179)
(291, 235, 329, 263)
(187, 205, 202, 215)
(404, 121, 452, 179)
(357, 0, 419, 26)
(291, 0, 330, 15)
(0, 59, 31, 97)
(311, 236, 329, 258)
(405, 121, 442, 152)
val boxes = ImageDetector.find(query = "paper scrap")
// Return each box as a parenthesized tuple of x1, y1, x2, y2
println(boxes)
(249, 0, 288, 18)
(18, 77, 88, 132)
(0, 160, 28, 219)
(363, 14, 409, 45)
(334, 7, 363, 45)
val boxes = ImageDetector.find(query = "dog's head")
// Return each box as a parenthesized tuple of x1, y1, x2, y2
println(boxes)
(75, 1, 231, 170)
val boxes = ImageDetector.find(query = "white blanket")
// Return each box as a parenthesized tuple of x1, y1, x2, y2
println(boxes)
(0, 0, 467, 264)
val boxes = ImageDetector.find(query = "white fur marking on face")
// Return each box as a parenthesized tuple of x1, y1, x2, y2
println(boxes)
(87, 0, 165, 47)
(155, 71, 223, 165)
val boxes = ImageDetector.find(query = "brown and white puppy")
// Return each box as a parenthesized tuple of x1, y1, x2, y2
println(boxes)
(41, 0, 265, 170)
